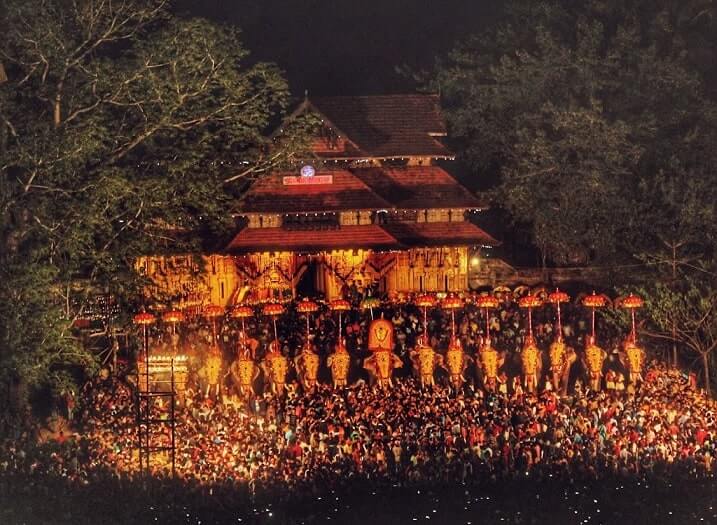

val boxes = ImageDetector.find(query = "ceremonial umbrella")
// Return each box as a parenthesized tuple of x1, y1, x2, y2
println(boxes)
(361, 296, 381, 320)
(617, 294, 644, 343)
(441, 294, 463, 340)
(475, 294, 500, 343)
(547, 289, 570, 336)
(262, 303, 285, 346)
(330, 299, 351, 340)
(416, 293, 437, 341)
(518, 294, 543, 338)
(297, 299, 319, 346)
(582, 291, 609, 340)
(230, 305, 254, 333)
(203, 304, 224, 343)
(162, 310, 184, 333)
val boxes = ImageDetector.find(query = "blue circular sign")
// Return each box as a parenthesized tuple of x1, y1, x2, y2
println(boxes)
(300, 165, 315, 177)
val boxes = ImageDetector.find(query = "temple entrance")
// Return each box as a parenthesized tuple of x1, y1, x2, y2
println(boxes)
(296, 260, 321, 298)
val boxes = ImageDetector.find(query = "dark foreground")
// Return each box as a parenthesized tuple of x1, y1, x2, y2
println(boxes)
(1, 473, 715, 525)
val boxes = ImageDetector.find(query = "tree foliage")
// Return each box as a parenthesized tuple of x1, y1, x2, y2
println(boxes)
(434, 0, 717, 265)
(0, 0, 304, 407)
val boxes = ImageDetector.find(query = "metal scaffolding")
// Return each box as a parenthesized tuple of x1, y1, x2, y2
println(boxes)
(135, 345, 177, 477)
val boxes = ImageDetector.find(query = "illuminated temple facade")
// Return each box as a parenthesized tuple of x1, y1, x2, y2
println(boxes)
(138, 95, 499, 306)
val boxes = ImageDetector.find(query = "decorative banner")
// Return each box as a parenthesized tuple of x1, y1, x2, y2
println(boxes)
(368, 318, 394, 352)
(282, 175, 333, 185)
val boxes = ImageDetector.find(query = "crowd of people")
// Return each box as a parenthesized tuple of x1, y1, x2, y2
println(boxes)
(1, 295, 714, 523)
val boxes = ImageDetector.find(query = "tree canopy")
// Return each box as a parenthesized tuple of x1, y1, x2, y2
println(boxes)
(0, 0, 304, 404)
(434, 0, 717, 267)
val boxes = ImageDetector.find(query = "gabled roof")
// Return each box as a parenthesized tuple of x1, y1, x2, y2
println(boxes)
(225, 220, 500, 254)
(381, 221, 499, 248)
(307, 95, 453, 159)
(226, 225, 399, 253)
(239, 169, 391, 214)
(352, 166, 485, 210)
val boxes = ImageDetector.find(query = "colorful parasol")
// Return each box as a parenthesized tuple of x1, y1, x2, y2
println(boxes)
(262, 303, 285, 346)
(361, 296, 381, 320)
(162, 310, 184, 324)
(133, 312, 156, 326)
(547, 289, 570, 337)
(416, 293, 437, 339)
(475, 294, 500, 343)
(161, 310, 184, 339)
(518, 294, 543, 337)
(330, 299, 351, 340)
(231, 305, 254, 333)
(441, 294, 463, 339)
(297, 299, 319, 346)
(617, 294, 644, 343)
(203, 304, 224, 342)
(582, 291, 609, 340)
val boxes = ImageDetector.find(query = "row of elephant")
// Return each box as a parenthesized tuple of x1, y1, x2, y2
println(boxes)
(189, 333, 646, 398)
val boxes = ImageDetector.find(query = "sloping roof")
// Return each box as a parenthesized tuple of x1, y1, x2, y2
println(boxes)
(226, 221, 499, 254)
(308, 95, 452, 158)
(352, 166, 485, 209)
(381, 221, 499, 247)
(240, 169, 391, 213)
(226, 225, 399, 253)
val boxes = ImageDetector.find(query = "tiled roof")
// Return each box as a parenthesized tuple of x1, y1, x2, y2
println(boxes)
(226, 221, 499, 254)
(309, 95, 452, 158)
(352, 166, 485, 209)
(240, 170, 391, 213)
(226, 225, 399, 253)
(382, 221, 499, 247)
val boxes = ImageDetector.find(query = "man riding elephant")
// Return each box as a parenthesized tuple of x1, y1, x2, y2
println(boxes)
(363, 318, 403, 389)
(410, 336, 443, 388)
(583, 335, 607, 392)
(261, 341, 289, 395)
(478, 340, 504, 393)
(294, 342, 321, 391)
(229, 339, 259, 398)
(520, 335, 542, 394)
(363, 348, 403, 389)
(549, 336, 576, 396)
(327, 337, 351, 388)
(202, 344, 224, 399)
(619, 338, 646, 386)
(444, 336, 472, 391)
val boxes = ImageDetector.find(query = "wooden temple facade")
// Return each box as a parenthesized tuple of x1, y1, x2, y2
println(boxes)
(137, 95, 499, 306)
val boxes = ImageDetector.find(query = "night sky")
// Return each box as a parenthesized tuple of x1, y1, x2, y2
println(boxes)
(178, 0, 505, 96)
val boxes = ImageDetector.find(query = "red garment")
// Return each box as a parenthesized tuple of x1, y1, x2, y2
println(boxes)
(696, 429, 707, 446)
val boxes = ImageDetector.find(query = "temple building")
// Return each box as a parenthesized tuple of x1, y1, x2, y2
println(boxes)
(138, 95, 499, 306)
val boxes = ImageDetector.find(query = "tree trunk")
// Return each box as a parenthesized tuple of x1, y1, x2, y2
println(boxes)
(703, 352, 711, 398)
